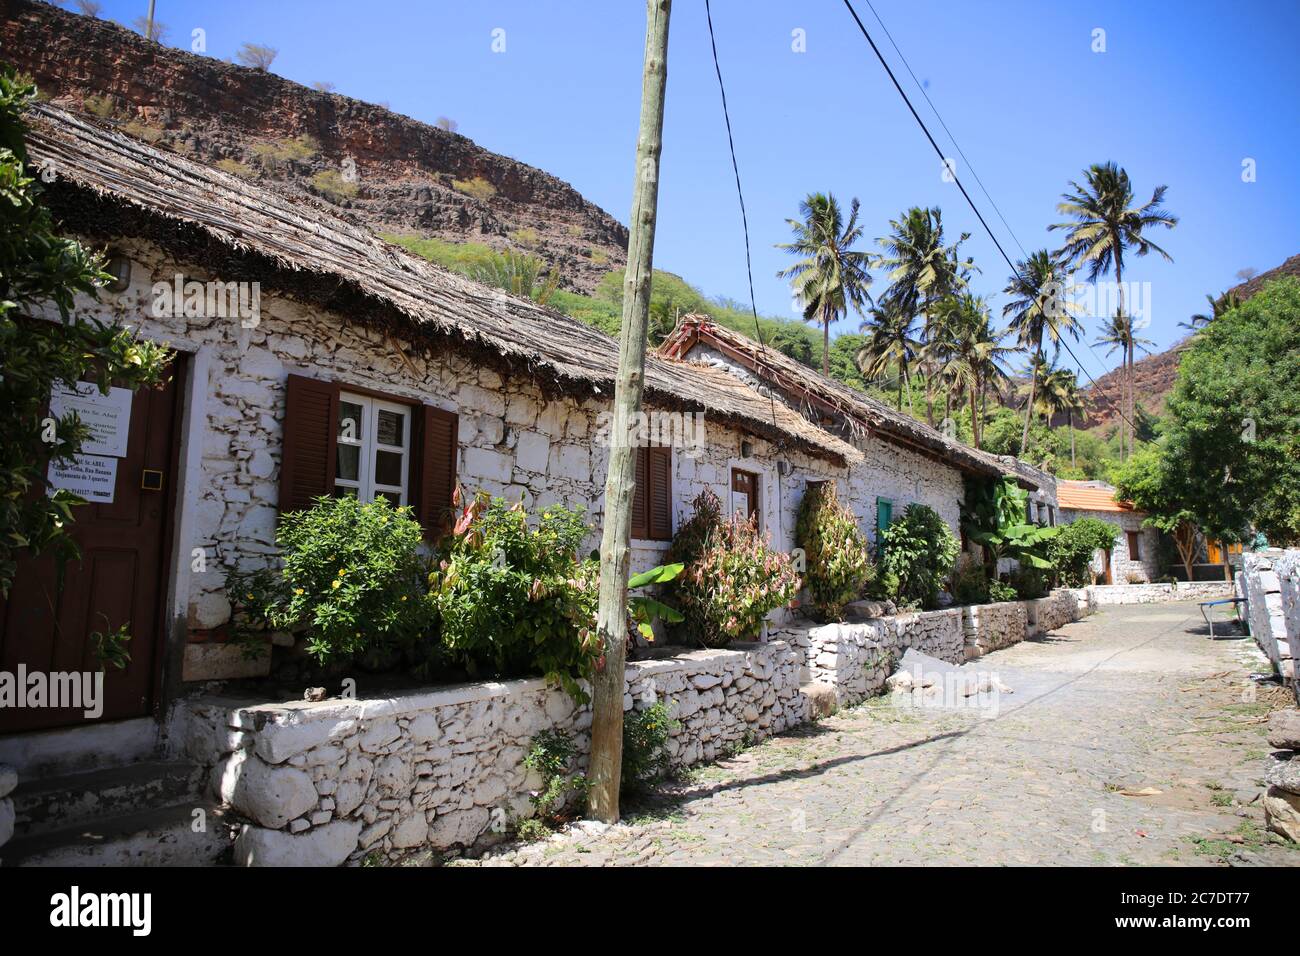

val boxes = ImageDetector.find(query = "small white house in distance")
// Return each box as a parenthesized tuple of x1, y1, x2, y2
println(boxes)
(1057, 479, 1161, 583)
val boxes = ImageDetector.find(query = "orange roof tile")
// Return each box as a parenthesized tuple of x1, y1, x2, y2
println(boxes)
(1057, 480, 1138, 513)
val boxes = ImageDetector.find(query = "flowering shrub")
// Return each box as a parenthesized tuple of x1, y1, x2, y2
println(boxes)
(795, 482, 874, 621)
(429, 494, 600, 700)
(666, 489, 800, 647)
(878, 504, 960, 610)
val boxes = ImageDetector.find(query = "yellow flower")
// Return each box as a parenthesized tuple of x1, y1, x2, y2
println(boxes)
(294, 588, 304, 596)
(401, 595, 408, 602)
(331, 579, 341, 590)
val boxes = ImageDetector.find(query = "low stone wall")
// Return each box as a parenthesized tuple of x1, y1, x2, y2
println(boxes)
(1086, 582, 1234, 605)
(173, 640, 802, 866)
(1274, 552, 1300, 689)
(1243, 552, 1296, 681)
(1025, 590, 1079, 637)
(962, 601, 1027, 659)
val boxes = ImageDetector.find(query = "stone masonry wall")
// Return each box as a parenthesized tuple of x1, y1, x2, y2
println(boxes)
(1087, 582, 1235, 606)
(1274, 551, 1300, 691)
(962, 601, 1027, 659)
(1243, 552, 1295, 681)
(172, 640, 803, 865)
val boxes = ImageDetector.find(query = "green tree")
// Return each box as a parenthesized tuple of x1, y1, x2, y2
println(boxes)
(0, 68, 171, 595)
(1159, 279, 1300, 547)
(856, 298, 921, 414)
(933, 293, 1013, 448)
(776, 192, 874, 377)
(1051, 162, 1178, 459)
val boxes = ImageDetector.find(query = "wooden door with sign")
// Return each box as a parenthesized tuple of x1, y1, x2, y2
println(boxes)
(0, 363, 182, 734)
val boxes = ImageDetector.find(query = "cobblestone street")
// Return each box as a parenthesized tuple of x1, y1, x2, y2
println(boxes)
(450, 603, 1300, 867)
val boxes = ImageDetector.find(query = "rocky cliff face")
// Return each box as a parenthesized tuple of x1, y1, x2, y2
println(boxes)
(0, 0, 628, 292)
(1077, 345, 1183, 428)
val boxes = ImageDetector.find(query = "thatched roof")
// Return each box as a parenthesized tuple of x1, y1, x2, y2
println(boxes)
(661, 315, 1026, 483)
(24, 104, 856, 466)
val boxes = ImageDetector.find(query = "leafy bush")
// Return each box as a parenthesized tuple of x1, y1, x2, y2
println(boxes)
(251, 135, 318, 163)
(1047, 517, 1119, 586)
(949, 559, 991, 605)
(622, 701, 678, 793)
(666, 490, 800, 647)
(988, 579, 1017, 603)
(1008, 567, 1047, 600)
(522, 728, 586, 831)
(232, 495, 432, 668)
(310, 169, 359, 201)
(429, 495, 600, 699)
(795, 482, 873, 621)
(878, 504, 960, 609)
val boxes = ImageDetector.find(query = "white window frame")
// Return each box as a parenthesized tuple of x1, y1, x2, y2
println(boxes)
(336, 392, 411, 506)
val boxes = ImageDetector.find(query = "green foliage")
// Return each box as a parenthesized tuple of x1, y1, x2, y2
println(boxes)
(215, 157, 254, 178)
(795, 482, 873, 621)
(0, 68, 172, 595)
(250, 135, 318, 163)
(878, 504, 960, 609)
(1047, 517, 1119, 587)
(82, 94, 116, 119)
(627, 562, 684, 641)
(988, 578, 1017, 603)
(622, 701, 678, 793)
(233, 496, 433, 668)
(1157, 278, 1300, 546)
(1008, 567, 1047, 599)
(961, 476, 1058, 570)
(666, 489, 800, 647)
(89, 618, 132, 671)
(950, 559, 991, 605)
(470, 249, 559, 306)
(429, 495, 600, 700)
(523, 728, 586, 828)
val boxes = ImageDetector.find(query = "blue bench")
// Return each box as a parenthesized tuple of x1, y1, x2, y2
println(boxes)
(1199, 597, 1246, 639)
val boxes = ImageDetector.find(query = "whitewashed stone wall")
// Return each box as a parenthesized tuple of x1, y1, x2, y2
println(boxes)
(1086, 581, 1234, 605)
(1058, 508, 1161, 583)
(172, 640, 803, 865)
(1025, 590, 1078, 637)
(1243, 552, 1295, 681)
(1274, 551, 1300, 690)
(686, 346, 968, 540)
(963, 601, 1027, 658)
(59, 240, 848, 669)
(776, 607, 966, 707)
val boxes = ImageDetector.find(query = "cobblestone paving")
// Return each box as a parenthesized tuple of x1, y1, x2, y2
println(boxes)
(447, 603, 1300, 867)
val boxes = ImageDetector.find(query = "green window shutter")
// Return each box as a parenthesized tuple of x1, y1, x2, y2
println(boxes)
(875, 497, 893, 537)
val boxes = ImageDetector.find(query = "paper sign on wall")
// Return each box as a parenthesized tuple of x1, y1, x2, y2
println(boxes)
(48, 383, 133, 458)
(731, 491, 750, 518)
(47, 454, 118, 503)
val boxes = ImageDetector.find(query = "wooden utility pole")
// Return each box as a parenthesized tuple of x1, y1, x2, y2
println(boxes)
(588, 0, 671, 824)
(145, 0, 157, 41)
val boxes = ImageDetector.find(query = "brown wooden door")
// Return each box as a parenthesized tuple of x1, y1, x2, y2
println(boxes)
(731, 469, 759, 524)
(0, 366, 181, 734)
(1101, 547, 1113, 584)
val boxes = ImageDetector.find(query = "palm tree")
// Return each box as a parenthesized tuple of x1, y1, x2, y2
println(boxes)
(776, 193, 874, 376)
(1050, 162, 1178, 458)
(1045, 368, 1087, 467)
(875, 207, 974, 425)
(1180, 290, 1241, 332)
(933, 294, 1014, 448)
(856, 299, 921, 414)
(1093, 313, 1155, 450)
(1002, 249, 1079, 456)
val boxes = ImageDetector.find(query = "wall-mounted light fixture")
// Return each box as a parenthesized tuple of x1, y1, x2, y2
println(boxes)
(740, 439, 753, 459)
(103, 253, 132, 293)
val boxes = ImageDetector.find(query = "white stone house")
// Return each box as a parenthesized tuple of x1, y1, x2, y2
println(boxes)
(1056, 480, 1162, 583)
(4, 104, 879, 742)
(661, 317, 1030, 549)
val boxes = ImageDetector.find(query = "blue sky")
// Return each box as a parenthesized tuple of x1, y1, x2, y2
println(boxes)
(84, 0, 1300, 383)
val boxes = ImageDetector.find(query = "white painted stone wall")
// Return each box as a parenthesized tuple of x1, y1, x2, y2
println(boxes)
(1086, 582, 1235, 605)
(1242, 552, 1295, 680)
(1025, 590, 1079, 636)
(1058, 508, 1161, 583)
(57, 240, 848, 664)
(172, 640, 803, 865)
(963, 601, 1028, 658)
(1274, 551, 1300, 689)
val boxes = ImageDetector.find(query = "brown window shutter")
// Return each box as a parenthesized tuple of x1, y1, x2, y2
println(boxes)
(278, 374, 340, 514)
(647, 445, 673, 541)
(414, 405, 459, 540)
(630, 446, 648, 540)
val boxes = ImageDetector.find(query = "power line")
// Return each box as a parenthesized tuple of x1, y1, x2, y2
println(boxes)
(703, 0, 783, 436)
(860, 0, 1130, 394)
(840, 0, 1140, 437)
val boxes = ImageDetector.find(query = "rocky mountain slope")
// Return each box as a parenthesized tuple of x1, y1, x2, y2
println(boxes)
(0, 0, 628, 293)
(1077, 344, 1184, 428)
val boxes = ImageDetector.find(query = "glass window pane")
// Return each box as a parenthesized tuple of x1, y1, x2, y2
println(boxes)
(339, 401, 363, 443)
(374, 449, 404, 488)
(337, 443, 360, 481)
(377, 490, 402, 507)
(376, 409, 404, 448)
(334, 484, 358, 499)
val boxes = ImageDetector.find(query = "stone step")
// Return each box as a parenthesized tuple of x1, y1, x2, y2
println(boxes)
(2, 800, 234, 867)
(11, 760, 205, 839)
